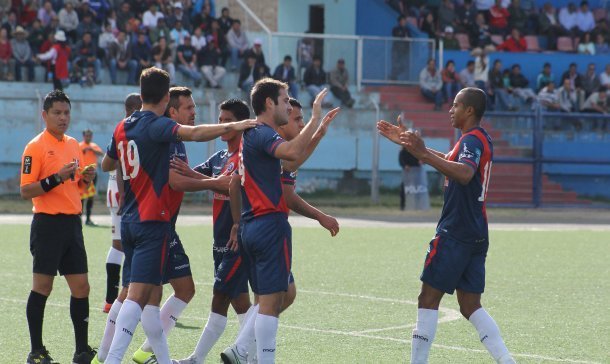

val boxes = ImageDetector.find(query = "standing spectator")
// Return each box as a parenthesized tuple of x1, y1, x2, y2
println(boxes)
(488, 59, 516, 110)
(297, 36, 314, 78)
(272, 55, 298, 98)
(192, 3, 213, 33)
(29, 20, 46, 54)
(12, 26, 35, 82)
(473, 47, 490, 91)
(441, 26, 460, 50)
(577, 32, 595, 55)
(600, 64, 610, 87)
(73, 32, 101, 83)
(538, 81, 563, 111)
(166, 2, 190, 32)
(509, 64, 537, 103)
(329, 58, 355, 108)
(508, 0, 527, 32)
(142, 3, 164, 30)
(459, 60, 476, 88)
(581, 63, 600, 98)
(58, 2, 79, 44)
(76, 13, 100, 42)
(226, 19, 248, 71)
(538, 2, 566, 50)
(557, 77, 580, 112)
(198, 41, 226, 88)
(108, 30, 137, 84)
(576, 1, 595, 34)
(148, 17, 171, 45)
(441, 59, 460, 101)
(594, 34, 610, 54)
(38, 1, 57, 28)
(561, 63, 583, 91)
(170, 20, 189, 46)
(472, 13, 493, 48)
(582, 87, 609, 113)
(438, 0, 456, 31)
(456, 0, 478, 35)
(421, 12, 438, 39)
(131, 31, 151, 81)
(536, 62, 555, 91)
(399, 145, 429, 211)
(0, 28, 14, 81)
(176, 35, 202, 86)
(36, 30, 71, 90)
(304, 56, 331, 106)
(152, 37, 175, 82)
(217, 6, 233, 34)
(419, 58, 443, 110)
(116, 2, 133, 32)
(497, 28, 527, 52)
(390, 15, 409, 80)
(489, 0, 509, 35)
(206, 19, 228, 67)
(190, 26, 206, 51)
(238, 53, 257, 92)
(559, 3, 579, 36)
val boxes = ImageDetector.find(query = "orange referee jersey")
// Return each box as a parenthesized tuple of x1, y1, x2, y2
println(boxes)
(20, 129, 85, 215)
(79, 140, 102, 167)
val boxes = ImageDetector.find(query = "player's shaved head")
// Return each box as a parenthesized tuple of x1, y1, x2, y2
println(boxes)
(458, 87, 486, 121)
(124, 93, 142, 117)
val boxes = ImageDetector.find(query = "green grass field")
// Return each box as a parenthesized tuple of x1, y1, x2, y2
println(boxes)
(1, 222, 609, 363)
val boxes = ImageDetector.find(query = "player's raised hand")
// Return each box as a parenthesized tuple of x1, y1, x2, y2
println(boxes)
(170, 157, 201, 179)
(377, 114, 406, 145)
(226, 224, 240, 252)
(315, 107, 341, 138)
(318, 214, 339, 237)
(229, 119, 259, 131)
(312, 88, 329, 120)
(400, 130, 427, 159)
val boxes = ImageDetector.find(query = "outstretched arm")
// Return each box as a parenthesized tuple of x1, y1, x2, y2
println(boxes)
(177, 119, 258, 142)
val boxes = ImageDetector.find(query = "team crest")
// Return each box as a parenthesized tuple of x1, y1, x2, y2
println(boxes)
(226, 162, 235, 173)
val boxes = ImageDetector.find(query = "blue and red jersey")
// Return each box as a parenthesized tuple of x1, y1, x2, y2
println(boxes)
(195, 149, 239, 247)
(436, 126, 493, 244)
(106, 110, 180, 223)
(239, 124, 288, 222)
(169, 141, 188, 227)
(279, 168, 297, 214)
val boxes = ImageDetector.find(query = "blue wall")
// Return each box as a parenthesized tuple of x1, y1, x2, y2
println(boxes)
(356, 0, 398, 36)
(278, 0, 356, 34)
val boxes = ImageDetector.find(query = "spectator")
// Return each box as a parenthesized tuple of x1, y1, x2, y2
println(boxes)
(390, 15, 409, 80)
(128, 0, 147, 19)
(152, 37, 175, 83)
(442, 26, 460, 50)
(593, 19, 610, 42)
(537, 62, 555, 91)
(600, 64, 610, 87)
(2, 10, 18, 36)
(559, 3, 579, 36)
(399, 146, 429, 211)
(557, 77, 580, 112)
(98, 21, 116, 60)
(582, 87, 609, 114)
(131, 31, 152, 80)
(166, 2, 191, 32)
(38, 1, 57, 28)
(29, 20, 46, 53)
(489, 0, 509, 35)
(438, 0, 457, 31)
(46, 16, 61, 40)
(304, 56, 331, 107)
(176, 35, 202, 86)
(76, 13, 100, 42)
(192, 3, 213, 33)
(73, 31, 101, 83)
(238, 53, 257, 92)
(459, 60, 476, 88)
(581, 63, 600, 98)
(245, 38, 266, 68)
(36, 30, 71, 90)
(473, 46, 491, 91)
(108, 30, 137, 84)
(21, 1, 39, 27)
(0, 28, 14, 81)
(508, 0, 527, 33)
(272, 55, 298, 98)
(106, 9, 118, 33)
(226, 19, 249, 71)
(206, 19, 228, 67)
(594, 34, 609, 54)
(475, 0, 495, 11)
(509, 64, 537, 103)
(11, 26, 34, 82)
(170, 20, 189, 46)
(488, 59, 516, 111)
(77, 1, 96, 24)
(58, 2, 79, 43)
(142, 3, 164, 29)
(441, 59, 460, 101)
(455, 0, 478, 35)
(576, 1, 595, 34)
(538, 2, 566, 50)
(198, 41, 226, 88)
(497, 28, 527, 52)
(472, 12, 493, 48)
(329, 58, 355, 108)
(148, 17, 171, 45)
(297, 36, 314, 77)
(217, 7, 233, 34)
(190, 26, 207, 51)
(561, 63, 583, 91)
(115, 2, 133, 32)
(421, 12, 437, 39)
(419, 58, 443, 111)
(89, 0, 110, 25)
(538, 81, 563, 111)
(577, 32, 595, 55)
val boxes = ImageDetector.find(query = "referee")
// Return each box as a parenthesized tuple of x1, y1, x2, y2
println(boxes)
(20, 90, 97, 364)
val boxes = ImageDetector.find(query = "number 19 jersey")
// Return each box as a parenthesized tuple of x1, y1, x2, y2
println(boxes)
(106, 110, 181, 223)
(436, 126, 493, 244)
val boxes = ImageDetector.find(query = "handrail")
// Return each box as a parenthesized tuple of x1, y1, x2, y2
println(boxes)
(234, 0, 273, 61)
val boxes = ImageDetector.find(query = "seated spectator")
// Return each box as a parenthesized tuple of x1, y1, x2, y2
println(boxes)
(577, 32, 595, 55)
(88, 0, 111, 25)
(273, 55, 298, 98)
(142, 3, 164, 30)
(488, 59, 516, 111)
(106, 9, 118, 33)
(473, 46, 492, 91)
(459, 60, 476, 88)
(227, 19, 249, 71)
(128, 0, 147, 19)
(21, 1, 39, 27)
(421, 12, 437, 39)
(297, 36, 314, 76)
(582, 87, 609, 114)
(508, 0, 527, 33)
(442, 26, 459, 50)
(152, 37, 175, 83)
(561, 63, 583, 91)
(170, 20, 190, 46)
(198, 41, 226, 88)
(28, 20, 46, 54)
(77, 1, 96, 28)
(98, 21, 116, 60)
(108, 30, 137, 85)
(166, 2, 191, 33)
(557, 77, 580, 112)
(192, 3, 214, 33)
(497, 28, 527, 52)
(489, 0, 509, 35)
(581, 63, 600, 98)
(116, 2, 133, 32)
(245, 38, 266, 68)
(593, 19, 610, 43)
(455, 0, 477, 35)
(329, 58, 355, 108)
(509, 64, 537, 103)
(206, 19, 229, 67)
(58, 2, 79, 44)
(11, 26, 35, 82)
(76, 13, 100, 43)
(538, 81, 563, 111)
(472, 13, 493, 48)
(176, 35, 202, 87)
(576, 1, 595, 34)
(149, 17, 171, 45)
(256, 62, 271, 81)
(131, 31, 152, 81)
(419, 58, 443, 111)
(36, 30, 71, 90)
(2, 10, 18, 36)
(191, 27, 207, 52)
(537, 62, 555, 92)
(73, 31, 101, 83)
(38, 1, 57, 28)
(442, 60, 460, 100)
(594, 34, 609, 54)
(600, 64, 610, 87)
(304, 56, 331, 107)
(559, 3, 579, 36)
(238, 53, 257, 92)
(538, 2, 566, 50)
(438, 0, 457, 31)
(217, 7, 233, 34)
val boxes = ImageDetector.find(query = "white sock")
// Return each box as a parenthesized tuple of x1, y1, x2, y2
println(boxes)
(141, 305, 171, 364)
(106, 299, 142, 364)
(411, 308, 438, 364)
(191, 312, 228, 362)
(97, 300, 123, 362)
(106, 246, 124, 265)
(469, 308, 511, 362)
(235, 304, 258, 355)
(141, 295, 187, 352)
(255, 314, 279, 364)
(237, 313, 247, 328)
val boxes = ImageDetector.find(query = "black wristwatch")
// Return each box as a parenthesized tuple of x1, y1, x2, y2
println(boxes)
(53, 173, 63, 184)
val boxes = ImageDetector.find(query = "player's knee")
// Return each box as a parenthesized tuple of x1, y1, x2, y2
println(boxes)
(174, 284, 195, 303)
(71, 281, 90, 298)
(34, 285, 53, 297)
(459, 303, 481, 319)
(417, 291, 440, 309)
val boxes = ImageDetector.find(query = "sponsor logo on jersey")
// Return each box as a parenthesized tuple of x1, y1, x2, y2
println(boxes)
(23, 156, 32, 174)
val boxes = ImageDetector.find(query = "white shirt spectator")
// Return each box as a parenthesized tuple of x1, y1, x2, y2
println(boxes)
(557, 86, 578, 112)
(191, 34, 206, 51)
(58, 8, 79, 31)
(419, 67, 442, 91)
(142, 10, 164, 29)
(170, 28, 189, 46)
(98, 31, 116, 50)
(578, 42, 595, 55)
(227, 28, 249, 52)
(582, 92, 608, 111)
(559, 7, 578, 30)
(576, 10, 595, 33)
(474, 56, 489, 83)
(459, 67, 476, 87)
(538, 86, 560, 107)
(600, 68, 610, 86)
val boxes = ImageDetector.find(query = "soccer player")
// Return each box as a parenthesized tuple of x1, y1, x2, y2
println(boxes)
(377, 87, 516, 364)
(79, 129, 104, 226)
(99, 67, 256, 364)
(102, 93, 141, 314)
(20, 90, 97, 364)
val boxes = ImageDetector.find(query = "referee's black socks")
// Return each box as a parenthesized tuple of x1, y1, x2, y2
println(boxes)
(26, 290, 48, 352)
(106, 263, 121, 303)
(70, 296, 89, 353)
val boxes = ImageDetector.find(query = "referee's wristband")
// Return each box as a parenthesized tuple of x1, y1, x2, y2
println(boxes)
(40, 173, 62, 192)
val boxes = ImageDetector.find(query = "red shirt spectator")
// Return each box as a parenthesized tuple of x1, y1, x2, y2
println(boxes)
(0, 29, 12, 61)
(497, 29, 527, 52)
(489, 1, 509, 30)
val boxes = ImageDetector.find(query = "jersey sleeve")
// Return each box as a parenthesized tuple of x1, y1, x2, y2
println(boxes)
(20, 142, 42, 186)
(457, 134, 484, 171)
(169, 141, 188, 162)
(194, 151, 219, 177)
(106, 134, 118, 160)
(281, 169, 297, 186)
(149, 116, 181, 143)
(258, 127, 286, 158)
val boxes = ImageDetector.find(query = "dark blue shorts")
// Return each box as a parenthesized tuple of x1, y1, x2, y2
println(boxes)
(121, 221, 171, 287)
(213, 245, 249, 299)
(420, 234, 488, 295)
(162, 231, 192, 284)
(241, 213, 292, 295)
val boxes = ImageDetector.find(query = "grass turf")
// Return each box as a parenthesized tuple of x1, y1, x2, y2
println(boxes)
(1, 223, 608, 363)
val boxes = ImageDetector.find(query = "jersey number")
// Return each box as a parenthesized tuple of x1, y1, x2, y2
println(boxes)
(478, 161, 492, 202)
(117, 140, 140, 180)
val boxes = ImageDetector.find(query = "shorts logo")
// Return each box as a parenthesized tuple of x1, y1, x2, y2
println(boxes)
(174, 263, 189, 270)
(262, 349, 275, 353)
(123, 328, 133, 336)
(412, 334, 429, 342)
(23, 156, 32, 174)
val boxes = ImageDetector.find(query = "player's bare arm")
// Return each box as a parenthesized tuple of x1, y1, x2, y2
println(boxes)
(20, 162, 77, 199)
(401, 131, 475, 185)
(169, 169, 231, 194)
(282, 184, 339, 236)
(177, 119, 258, 142)
(170, 157, 210, 180)
(101, 153, 118, 172)
(227, 174, 242, 251)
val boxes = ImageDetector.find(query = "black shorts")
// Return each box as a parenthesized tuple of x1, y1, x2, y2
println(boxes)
(30, 213, 88, 276)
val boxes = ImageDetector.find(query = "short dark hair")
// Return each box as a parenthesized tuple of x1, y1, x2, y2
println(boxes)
(82, 128, 92, 135)
(543, 62, 551, 68)
(460, 87, 487, 121)
(250, 78, 288, 116)
(467, 60, 475, 66)
(289, 98, 302, 109)
(220, 99, 250, 121)
(445, 60, 454, 67)
(313, 55, 322, 62)
(234, 19, 241, 25)
(284, 55, 292, 62)
(43, 90, 71, 111)
(140, 67, 170, 105)
(166, 86, 192, 116)
(511, 64, 521, 70)
(124, 93, 142, 117)
(397, 15, 406, 22)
